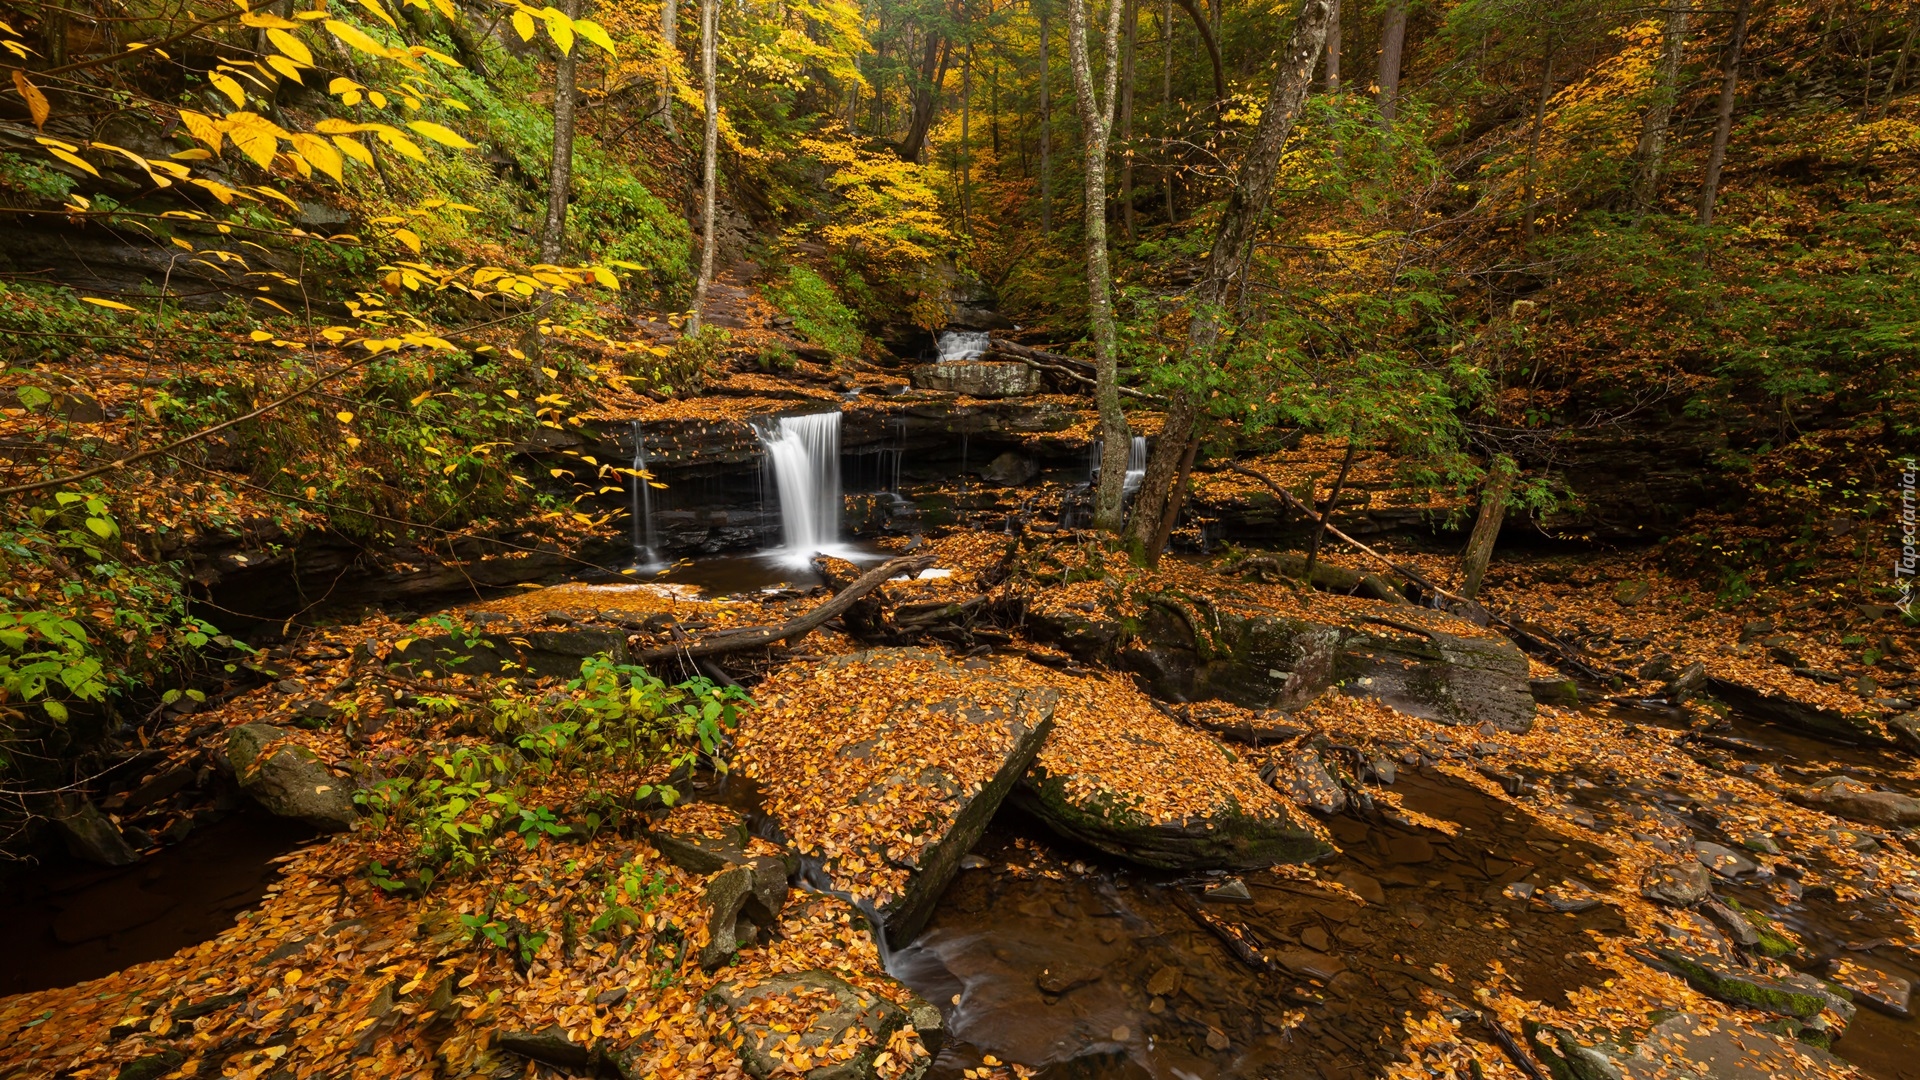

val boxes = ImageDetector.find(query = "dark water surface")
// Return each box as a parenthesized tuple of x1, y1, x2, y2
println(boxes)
(0, 811, 315, 996)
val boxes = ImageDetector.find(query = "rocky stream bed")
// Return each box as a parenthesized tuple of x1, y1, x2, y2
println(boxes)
(2, 528, 1917, 1080)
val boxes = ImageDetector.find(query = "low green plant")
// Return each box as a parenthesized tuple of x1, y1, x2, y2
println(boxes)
(766, 265, 864, 360)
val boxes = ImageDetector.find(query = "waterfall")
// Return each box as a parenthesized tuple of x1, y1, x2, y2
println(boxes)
(935, 330, 991, 362)
(754, 411, 844, 567)
(1091, 435, 1151, 493)
(628, 421, 664, 569)
(1125, 434, 1148, 493)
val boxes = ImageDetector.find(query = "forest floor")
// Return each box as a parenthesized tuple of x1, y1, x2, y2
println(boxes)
(3, 280, 1918, 1080)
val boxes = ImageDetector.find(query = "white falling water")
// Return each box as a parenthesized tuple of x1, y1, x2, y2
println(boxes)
(755, 411, 846, 568)
(935, 330, 991, 362)
(1091, 435, 1151, 493)
(1125, 434, 1148, 493)
(629, 421, 663, 569)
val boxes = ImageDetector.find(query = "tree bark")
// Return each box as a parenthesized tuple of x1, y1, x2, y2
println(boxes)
(1161, 0, 1176, 221)
(1459, 456, 1516, 599)
(1375, 0, 1407, 125)
(1146, 432, 1201, 563)
(1303, 436, 1357, 578)
(1124, 0, 1332, 551)
(539, 0, 585, 263)
(1170, 0, 1227, 105)
(1632, 0, 1688, 216)
(660, 0, 679, 132)
(1697, 0, 1751, 227)
(1039, 0, 1053, 231)
(960, 44, 973, 232)
(1068, 0, 1132, 533)
(1521, 42, 1554, 247)
(900, 31, 952, 163)
(689, 0, 719, 334)
(1323, 0, 1341, 90)
(1120, 0, 1138, 240)
(637, 555, 935, 660)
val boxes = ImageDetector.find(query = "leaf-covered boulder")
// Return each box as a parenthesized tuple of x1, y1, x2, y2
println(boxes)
(735, 648, 1057, 945)
(1011, 671, 1331, 870)
(226, 722, 357, 832)
(703, 971, 908, 1080)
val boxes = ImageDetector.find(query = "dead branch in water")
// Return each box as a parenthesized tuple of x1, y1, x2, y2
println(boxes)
(637, 554, 935, 662)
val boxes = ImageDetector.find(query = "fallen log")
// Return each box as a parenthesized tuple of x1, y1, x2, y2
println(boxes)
(637, 555, 935, 661)
(983, 339, 1163, 403)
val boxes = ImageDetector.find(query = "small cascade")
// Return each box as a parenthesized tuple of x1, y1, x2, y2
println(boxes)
(935, 330, 991, 362)
(754, 411, 845, 567)
(1090, 435, 1151, 493)
(628, 420, 662, 569)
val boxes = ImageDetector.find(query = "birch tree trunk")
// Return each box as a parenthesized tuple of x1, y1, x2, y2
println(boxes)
(1161, 0, 1175, 221)
(1125, 0, 1332, 556)
(659, 0, 679, 132)
(1068, 0, 1132, 532)
(1375, 0, 1407, 125)
(1697, 0, 1752, 227)
(1039, 0, 1053, 231)
(1632, 0, 1688, 215)
(689, 0, 719, 335)
(539, 0, 585, 263)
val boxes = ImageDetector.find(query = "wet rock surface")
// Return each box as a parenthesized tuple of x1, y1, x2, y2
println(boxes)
(705, 971, 909, 1080)
(225, 723, 357, 831)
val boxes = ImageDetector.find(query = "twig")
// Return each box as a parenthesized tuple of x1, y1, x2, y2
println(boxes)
(636, 555, 935, 661)
(0, 352, 382, 498)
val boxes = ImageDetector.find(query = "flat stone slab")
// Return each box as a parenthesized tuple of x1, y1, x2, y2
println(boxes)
(736, 648, 1057, 944)
(1012, 670, 1330, 870)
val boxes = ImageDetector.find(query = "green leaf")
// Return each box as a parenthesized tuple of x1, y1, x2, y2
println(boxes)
(42, 699, 68, 721)
(84, 517, 115, 539)
(16, 386, 51, 410)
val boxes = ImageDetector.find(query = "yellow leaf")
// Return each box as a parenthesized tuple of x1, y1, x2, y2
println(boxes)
(292, 133, 343, 181)
(12, 70, 49, 129)
(173, 237, 195, 251)
(326, 19, 393, 60)
(430, 0, 454, 17)
(410, 388, 433, 406)
(47, 146, 100, 176)
(543, 9, 575, 55)
(336, 410, 355, 423)
(571, 18, 616, 56)
(252, 330, 275, 341)
(190, 177, 240, 203)
(241, 10, 301, 27)
(405, 120, 473, 149)
(171, 147, 214, 160)
(511, 9, 536, 41)
(268, 27, 314, 64)
(209, 70, 247, 107)
(82, 297, 136, 311)
(266, 54, 306, 82)
(229, 125, 279, 168)
(179, 110, 224, 153)
(354, 0, 400, 30)
(392, 227, 422, 253)
(327, 76, 362, 95)
(372, 126, 425, 161)
(368, 89, 389, 108)
(332, 134, 374, 166)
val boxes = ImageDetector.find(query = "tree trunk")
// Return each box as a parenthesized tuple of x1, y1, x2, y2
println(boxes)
(1521, 42, 1555, 248)
(1375, 0, 1407, 125)
(1697, 0, 1752, 228)
(960, 45, 973, 232)
(539, 0, 585, 263)
(1459, 456, 1516, 599)
(1632, 0, 1688, 215)
(1124, 0, 1333, 551)
(1147, 432, 1202, 562)
(1068, 0, 1132, 532)
(1303, 436, 1357, 578)
(1120, 0, 1137, 240)
(1039, 0, 1053, 231)
(660, 0, 679, 132)
(689, 0, 719, 334)
(1161, 0, 1176, 221)
(900, 32, 952, 163)
(1323, 0, 1340, 89)
(1171, 0, 1227, 105)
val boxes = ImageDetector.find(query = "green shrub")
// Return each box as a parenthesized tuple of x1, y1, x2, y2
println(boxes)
(766, 265, 864, 360)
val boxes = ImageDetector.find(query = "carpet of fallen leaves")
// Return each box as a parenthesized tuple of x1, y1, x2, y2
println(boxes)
(737, 649, 1058, 911)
